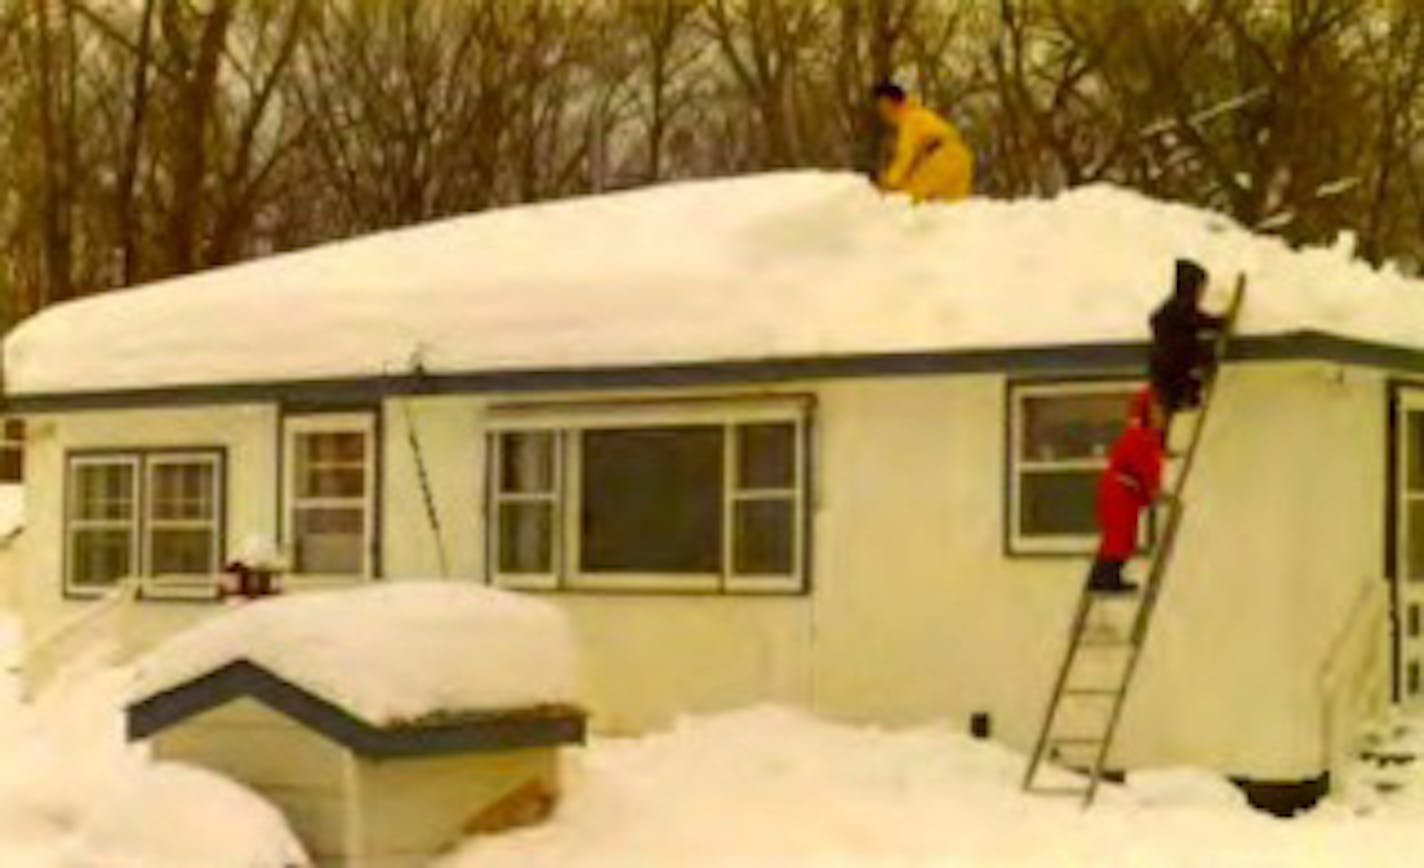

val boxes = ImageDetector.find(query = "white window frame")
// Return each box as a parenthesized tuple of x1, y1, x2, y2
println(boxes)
(283, 413, 377, 584)
(1396, 388, 1424, 704)
(487, 398, 809, 594)
(64, 449, 226, 598)
(142, 452, 225, 598)
(65, 454, 142, 595)
(1008, 380, 1144, 556)
(488, 430, 565, 591)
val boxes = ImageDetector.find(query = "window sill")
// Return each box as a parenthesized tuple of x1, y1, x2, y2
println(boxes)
(492, 573, 806, 596)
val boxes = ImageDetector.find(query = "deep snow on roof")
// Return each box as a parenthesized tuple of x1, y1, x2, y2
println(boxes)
(132, 582, 580, 726)
(7, 171, 1424, 397)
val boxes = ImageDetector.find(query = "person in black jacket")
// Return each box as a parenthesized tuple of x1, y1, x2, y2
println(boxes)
(1149, 259, 1226, 415)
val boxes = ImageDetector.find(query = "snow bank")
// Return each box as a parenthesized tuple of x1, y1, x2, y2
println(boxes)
(0, 626, 307, 868)
(10, 173, 1424, 396)
(65, 763, 309, 868)
(440, 705, 1424, 868)
(133, 582, 580, 724)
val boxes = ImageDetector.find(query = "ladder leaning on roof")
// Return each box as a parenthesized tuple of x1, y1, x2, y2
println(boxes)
(1020, 276, 1246, 807)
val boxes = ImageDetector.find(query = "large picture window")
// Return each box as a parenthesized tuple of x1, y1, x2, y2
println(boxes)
(65, 451, 224, 594)
(1008, 382, 1143, 555)
(284, 413, 376, 580)
(489, 399, 808, 593)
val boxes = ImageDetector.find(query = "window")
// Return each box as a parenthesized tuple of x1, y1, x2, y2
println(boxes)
(284, 414, 376, 580)
(1008, 382, 1142, 555)
(489, 400, 808, 593)
(65, 451, 223, 593)
(0, 419, 22, 482)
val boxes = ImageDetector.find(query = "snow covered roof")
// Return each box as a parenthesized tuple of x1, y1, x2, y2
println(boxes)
(7, 171, 1424, 400)
(131, 583, 581, 728)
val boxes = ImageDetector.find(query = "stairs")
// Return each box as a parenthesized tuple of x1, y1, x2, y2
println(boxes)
(1344, 714, 1424, 811)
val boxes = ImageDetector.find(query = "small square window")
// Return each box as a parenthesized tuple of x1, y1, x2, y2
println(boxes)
(1010, 383, 1141, 555)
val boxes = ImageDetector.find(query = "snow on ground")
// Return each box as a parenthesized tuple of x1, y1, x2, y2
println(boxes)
(0, 621, 307, 868)
(10, 173, 1424, 396)
(133, 582, 580, 724)
(442, 706, 1424, 868)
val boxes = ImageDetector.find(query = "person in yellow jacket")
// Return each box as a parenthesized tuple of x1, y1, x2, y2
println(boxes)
(873, 81, 973, 203)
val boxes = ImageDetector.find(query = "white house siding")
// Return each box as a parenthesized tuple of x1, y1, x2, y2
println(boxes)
(12, 360, 1393, 780)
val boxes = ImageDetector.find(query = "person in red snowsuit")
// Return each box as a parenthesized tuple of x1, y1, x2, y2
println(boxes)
(1088, 386, 1168, 594)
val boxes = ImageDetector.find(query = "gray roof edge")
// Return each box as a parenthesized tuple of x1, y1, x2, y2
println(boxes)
(126, 659, 587, 758)
(10, 330, 1423, 414)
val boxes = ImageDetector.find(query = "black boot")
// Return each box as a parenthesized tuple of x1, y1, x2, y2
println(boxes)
(1087, 558, 1139, 595)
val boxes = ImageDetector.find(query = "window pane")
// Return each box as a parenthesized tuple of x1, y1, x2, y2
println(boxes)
(74, 463, 135, 521)
(734, 499, 794, 576)
(1021, 393, 1130, 462)
(0, 448, 21, 483)
(737, 424, 795, 490)
(72, 528, 132, 586)
(3, 419, 23, 442)
(581, 427, 723, 574)
(301, 468, 366, 499)
(151, 462, 215, 521)
(1409, 501, 1424, 581)
(499, 502, 554, 575)
(1020, 470, 1100, 537)
(151, 528, 215, 576)
(293, 507, 365, 575)
(1409, 413, 1424, 493)
(296, 432, 366, 498)
(500, 432, 556, 494)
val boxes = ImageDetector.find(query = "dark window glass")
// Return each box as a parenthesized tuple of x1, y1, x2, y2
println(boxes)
(1020, 470, 1100, 537)
(1409, 413, 1424, 493)
(733, 500, 794, 575)
(1021, 393, 1128, 462)
(737, 424, 795, 489)
(1410, 502, 1424, 582)
(580, 427, 723, 574)
(71, 529, 133, 586)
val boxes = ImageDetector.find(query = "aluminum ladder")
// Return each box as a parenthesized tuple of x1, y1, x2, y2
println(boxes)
(1021, 277, 1246, 806)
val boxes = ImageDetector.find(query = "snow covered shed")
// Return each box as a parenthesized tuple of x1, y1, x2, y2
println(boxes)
(3, 171, 1422, 798)
(126, 583, 585, 868)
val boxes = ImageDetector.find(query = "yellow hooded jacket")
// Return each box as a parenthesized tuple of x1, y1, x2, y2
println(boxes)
(879, 101, 973, 203)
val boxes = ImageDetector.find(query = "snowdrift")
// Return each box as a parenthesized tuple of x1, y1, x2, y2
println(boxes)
(132, 582, 581, 725)
(8, 172, 1424, 396)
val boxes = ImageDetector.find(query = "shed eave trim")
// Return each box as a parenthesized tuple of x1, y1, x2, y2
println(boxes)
(125, 659, 586, 758)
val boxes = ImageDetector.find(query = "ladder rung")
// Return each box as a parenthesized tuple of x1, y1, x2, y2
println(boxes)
(1027, 785, 1089, 797)
(1063, 687, 1120, 697)
(1076, 631, 1133, 646)
(1050, 736, 1103, 746)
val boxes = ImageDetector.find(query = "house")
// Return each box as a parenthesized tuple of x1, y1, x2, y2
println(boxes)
(2, 172, 1419, 803)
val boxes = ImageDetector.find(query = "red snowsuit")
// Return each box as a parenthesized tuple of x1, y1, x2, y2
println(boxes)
(1096, 389, 1165, 560)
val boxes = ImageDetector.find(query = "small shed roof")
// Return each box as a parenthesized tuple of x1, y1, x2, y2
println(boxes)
(127, 659, 585, 758)
(131, 583, 581, 729)
(7, 173, 1424, 407)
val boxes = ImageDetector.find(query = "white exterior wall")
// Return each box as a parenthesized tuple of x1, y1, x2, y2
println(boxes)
(15, 361, 1390, 779)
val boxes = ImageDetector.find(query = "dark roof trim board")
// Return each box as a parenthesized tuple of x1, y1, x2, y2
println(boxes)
(11, 330, 1424, 414)
(126, 659, 587, 758)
